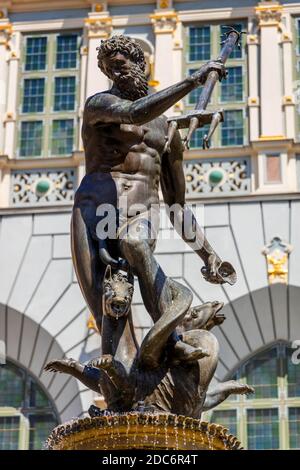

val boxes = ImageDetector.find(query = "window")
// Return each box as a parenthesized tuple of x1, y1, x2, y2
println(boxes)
(221, 110, 244, 146)
(0, 361, 58, 450)
(210, 409, 237, 436)
(51, 119, 74, 155)
(297, 19, 300, 55)
(221, 66, 243, 102)
(187, 70, 203, 106)
(22, 78, 45, 113)
(54, 77, 76, 112)
(287, 349, 300, 397)
(206, 343, 300, 450)
(0, 362, 24, 407)
(20, 121, 43, 157)
(56, 34, 78, 69)
(0, 416, 20, 450)
(189, 127, 208, 149)
(18, 32, 81, 158)
(289, 408, 300, 449)
(247, 409, 279, 450)
(245, 347, 278, 399)
(25, 37, 47, 72)
(184, 22, 247, 148)
(29, 414, 57, 450)
(188, 26, 211, 62)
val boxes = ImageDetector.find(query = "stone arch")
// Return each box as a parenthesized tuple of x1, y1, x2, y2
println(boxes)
(223, 339, 291, 381)
(0, 212, 100, 421)
(0, 304, 90, 423)
(212, 284, 300, 381)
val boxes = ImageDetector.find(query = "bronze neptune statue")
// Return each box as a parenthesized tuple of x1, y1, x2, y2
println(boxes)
(45, 33, 253, 435)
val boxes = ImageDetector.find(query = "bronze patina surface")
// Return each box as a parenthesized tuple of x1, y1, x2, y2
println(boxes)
(45, 32, 253, 450)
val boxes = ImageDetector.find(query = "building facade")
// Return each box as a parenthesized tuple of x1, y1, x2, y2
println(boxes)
(0, 0, 300, 450)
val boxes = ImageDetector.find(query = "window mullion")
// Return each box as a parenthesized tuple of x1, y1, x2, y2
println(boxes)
(279, 403, 289, 450)
(239, 405, 248, 449)
(18, 413, 30, 450)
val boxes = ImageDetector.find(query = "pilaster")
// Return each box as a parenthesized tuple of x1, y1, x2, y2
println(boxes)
(279, 13, 295, 140)
(247, 19, 260, 141)
(255, 1, 285, 140)
(0, 12, 12, 156)
(150, 2, 179, 116)
(85, 2, 111, 99)
(4, 28, 20, 159)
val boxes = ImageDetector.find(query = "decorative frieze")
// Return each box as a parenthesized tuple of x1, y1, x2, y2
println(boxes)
(184, 158, 251, 197)
(11, 168, 76, 206)
(84, 14, 112, 39)
(150, 11, 178, 34)
(255, 2, 283, 28)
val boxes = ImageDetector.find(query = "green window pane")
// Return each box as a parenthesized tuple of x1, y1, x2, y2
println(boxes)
(0, 362, 59, 450)
(29, 414, 57, 450)
(210, 409, 237, 436)
(221, 66, 243, 102)
(25, 37, 47, 71)
(54, 76, 76, 112)
(0, 364, 24, 407)
(29, 380, 51, 408)
(220, 24, 243, 59)
(56, 34, 78, 69)
(221, 110, 244, 147)
(189, 127, 208, 149)
(287, 347, 300, 397)
(189, 26, 211, 62)
(187, 69, 204, 106)
(22, 78, 45, 113)
(188, 87, 202, 106)
(247, 408, 279, 450)
(245, 347, 278, 399)
(289, 407, 300, 449)
(51, 119, 74, 155)
(20, 121, 43, 157)
(0, 416, 20, 450)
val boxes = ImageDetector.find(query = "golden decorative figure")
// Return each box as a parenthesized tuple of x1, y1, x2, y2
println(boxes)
(262, 236, 292, 284)
(266, 251, 288, 283)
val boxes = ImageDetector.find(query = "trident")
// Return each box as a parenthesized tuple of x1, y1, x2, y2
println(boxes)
(164, 27, 245, 152)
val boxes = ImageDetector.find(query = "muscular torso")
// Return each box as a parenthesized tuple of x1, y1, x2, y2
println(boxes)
(78, 109, 167, 209)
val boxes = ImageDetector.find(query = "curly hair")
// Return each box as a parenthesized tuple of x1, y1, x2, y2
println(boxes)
(97, 35, 146, 74)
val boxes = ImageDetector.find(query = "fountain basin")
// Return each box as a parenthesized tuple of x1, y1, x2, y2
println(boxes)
(46, 412, 242, 450)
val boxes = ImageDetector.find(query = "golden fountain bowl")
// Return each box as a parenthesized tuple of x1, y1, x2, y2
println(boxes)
(45, 412, 242, 450)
